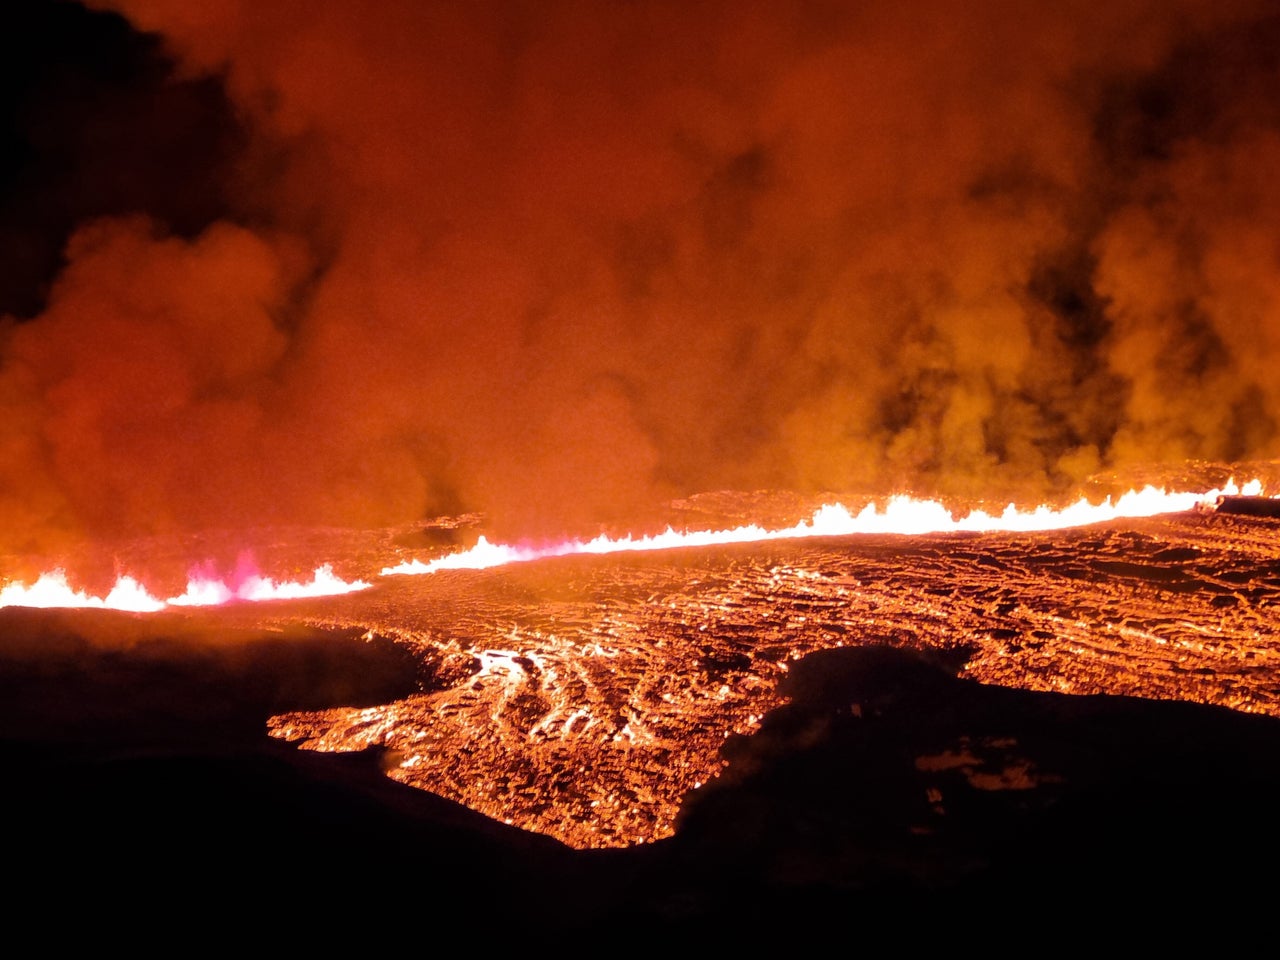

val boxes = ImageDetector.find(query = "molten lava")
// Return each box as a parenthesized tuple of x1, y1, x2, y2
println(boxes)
(0, 571, 166, 612)
(0, 562, 370, 611)
(0, 480, 1267, 610)
(4, 472, 1279, 852)
(263, 476, 1280, 849)
(166, 563, 370, 606)
(382, 481, 1261, 576)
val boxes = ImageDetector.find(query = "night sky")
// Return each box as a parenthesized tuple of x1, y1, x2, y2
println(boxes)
(3, 0, 1279, 557)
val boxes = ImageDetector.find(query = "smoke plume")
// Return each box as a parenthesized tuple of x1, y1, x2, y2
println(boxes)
(3, 0, 1278, 553)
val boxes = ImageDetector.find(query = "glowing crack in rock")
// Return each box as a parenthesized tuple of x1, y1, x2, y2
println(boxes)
(381, 480, 1266, 576)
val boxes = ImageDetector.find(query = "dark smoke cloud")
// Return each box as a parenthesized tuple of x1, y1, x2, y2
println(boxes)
(0, 0, 241, 319)
(2, 0, 1278, 554)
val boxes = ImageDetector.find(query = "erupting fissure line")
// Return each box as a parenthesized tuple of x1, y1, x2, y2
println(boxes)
(0, 480, 1268, 611)
(0, 564, 370, 613)
(381, 480, 1265, 576)
(0, 571, 168, 613)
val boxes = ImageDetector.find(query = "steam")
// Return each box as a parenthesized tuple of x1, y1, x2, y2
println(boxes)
(3, 0, 1278, 554)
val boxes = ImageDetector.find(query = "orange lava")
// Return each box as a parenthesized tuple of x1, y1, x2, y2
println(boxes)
(0, 479, 1268, 611)
(382, 481, 1262, 575)
(0, 563, 369, 611)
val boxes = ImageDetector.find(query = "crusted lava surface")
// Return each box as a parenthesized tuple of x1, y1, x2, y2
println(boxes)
(263, 503, 1280, 850)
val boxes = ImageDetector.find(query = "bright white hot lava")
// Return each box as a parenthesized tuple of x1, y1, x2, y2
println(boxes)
(166, 564, 370, 606)
(0, 571, 168, 612)
(0, 563, 370, 611)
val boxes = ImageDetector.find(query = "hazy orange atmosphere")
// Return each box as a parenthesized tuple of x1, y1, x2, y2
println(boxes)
(3, 0, 1278, 560)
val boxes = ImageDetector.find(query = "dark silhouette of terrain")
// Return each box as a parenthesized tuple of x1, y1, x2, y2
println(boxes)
(5, 608, 1277, 947)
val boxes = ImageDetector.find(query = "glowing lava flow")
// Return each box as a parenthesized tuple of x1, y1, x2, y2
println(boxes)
(0, 564, 370, 612)
(2, 480, 1270, 610)
(0, 571, 167, 612)
(166, 563, 371, 606)
(382, 480, 1267, 576)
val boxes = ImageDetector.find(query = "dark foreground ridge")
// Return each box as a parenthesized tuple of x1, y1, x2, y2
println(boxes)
(4, 609, 1279, 946)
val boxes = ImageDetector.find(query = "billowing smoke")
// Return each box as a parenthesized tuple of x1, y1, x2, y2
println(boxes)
(2, 0, 1278, 554)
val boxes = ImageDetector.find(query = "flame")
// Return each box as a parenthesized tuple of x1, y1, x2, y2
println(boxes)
(382, 479, 1266, 576)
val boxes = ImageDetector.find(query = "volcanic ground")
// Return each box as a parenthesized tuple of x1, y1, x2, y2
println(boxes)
(5, 466, 1280, 943)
